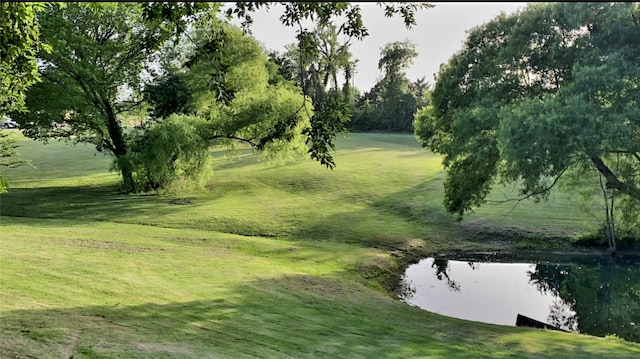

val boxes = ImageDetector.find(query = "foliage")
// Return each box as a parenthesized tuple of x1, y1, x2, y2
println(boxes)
(10, 2, 176, 192)
(350, 40, 428, 132)
(414, 2, 640, 227)
(0, 2, 49, 192)
(304, 89, 351, 167)
(126, 18, 312, 192)
(125, 115, 212, 193)
(267, 50, 297, 84)
(277, 22, 359, 167)
(143, 72, 194, 120)
(0, 131, 31, 193)
(221, 2, 432, 168)
(0, 2, 50, 113)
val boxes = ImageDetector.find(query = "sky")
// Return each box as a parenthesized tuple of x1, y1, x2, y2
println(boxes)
(229, 2, 528, 92)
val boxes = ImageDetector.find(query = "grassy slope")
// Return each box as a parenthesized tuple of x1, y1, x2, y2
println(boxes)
(1, 130, 636, 358)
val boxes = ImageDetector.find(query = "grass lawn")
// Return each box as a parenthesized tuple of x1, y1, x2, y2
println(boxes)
(1, 130, 636, 358)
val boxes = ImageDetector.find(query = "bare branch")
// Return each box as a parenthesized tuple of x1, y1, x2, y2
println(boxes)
(209, 134, 257, 147)
(487, 165, 570, 204)
(115, 100, 144, 114)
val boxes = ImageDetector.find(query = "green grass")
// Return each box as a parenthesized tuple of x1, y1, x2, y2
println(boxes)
(1, 130, 636, 358)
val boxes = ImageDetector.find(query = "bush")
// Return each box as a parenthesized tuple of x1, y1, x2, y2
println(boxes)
(124, 115, 212, 193)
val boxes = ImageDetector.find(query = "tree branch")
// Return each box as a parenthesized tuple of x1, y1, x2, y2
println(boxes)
(209, 134, 257, 147)
(590, 154, 640, 200)
(606, 149, 640, 163)
(487, 165, 570, 204)
(115, 99, 144, 114)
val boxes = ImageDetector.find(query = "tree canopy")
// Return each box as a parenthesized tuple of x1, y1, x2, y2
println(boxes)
(141, 2, 433, 170)
(414, 2, 640, 233)
(8, 2, 432, 193)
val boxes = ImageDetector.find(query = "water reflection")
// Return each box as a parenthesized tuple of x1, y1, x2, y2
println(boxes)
(400, 255, 640, 342)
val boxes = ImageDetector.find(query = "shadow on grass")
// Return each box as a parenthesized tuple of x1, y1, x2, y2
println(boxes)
(291, 180, 455, 249)
(0, 184, 181, 226)
(4, 275, 635, 359)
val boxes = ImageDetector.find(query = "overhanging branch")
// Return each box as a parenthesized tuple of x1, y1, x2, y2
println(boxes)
(209, 134, 257, 147)
(487, 165, 570, 205)
(590, 154, 640, 201)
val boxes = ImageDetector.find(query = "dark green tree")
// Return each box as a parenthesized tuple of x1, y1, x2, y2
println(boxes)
(267, 50, 297, 84)
(350, 40, 427, 132)
(414, 3, 640, 240)
(143, 72, 194, 120)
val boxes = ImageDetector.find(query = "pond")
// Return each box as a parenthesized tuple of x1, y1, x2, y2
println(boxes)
(399, 254, 640, 342)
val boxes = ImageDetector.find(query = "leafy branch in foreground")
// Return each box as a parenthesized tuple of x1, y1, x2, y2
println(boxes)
(0, 131, 33, 193)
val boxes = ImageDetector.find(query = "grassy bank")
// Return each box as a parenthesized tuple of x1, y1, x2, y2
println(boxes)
(1, 130, 636, 358)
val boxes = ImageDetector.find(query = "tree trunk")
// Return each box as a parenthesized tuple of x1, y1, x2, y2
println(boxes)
(102, 97, 134, 192)
(599, 173, 617, 256)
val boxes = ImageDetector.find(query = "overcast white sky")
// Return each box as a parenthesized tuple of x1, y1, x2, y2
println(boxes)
(230, 2, 528, 92)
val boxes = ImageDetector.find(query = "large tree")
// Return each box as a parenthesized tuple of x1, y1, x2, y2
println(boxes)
(12, 2, 175, 192)
(110, 16, 318, 193)
(414, 3, 640, 236)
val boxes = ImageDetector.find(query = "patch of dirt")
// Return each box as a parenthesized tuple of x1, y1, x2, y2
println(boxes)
(49, 238, 157, 253)
(169, 198, 192, 205)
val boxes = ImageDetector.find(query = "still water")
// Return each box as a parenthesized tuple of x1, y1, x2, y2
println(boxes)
(399, 254, 640, 342)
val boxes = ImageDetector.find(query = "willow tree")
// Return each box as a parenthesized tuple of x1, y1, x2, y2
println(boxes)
(414, 3, 640, 248)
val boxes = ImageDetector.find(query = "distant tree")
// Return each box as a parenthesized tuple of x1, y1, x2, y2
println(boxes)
(350, 40, 427, 132)
(409, 76, 431, 100)
(414, 2, 640, 245)
(377, 40, 420, 131)
(267, 50, 297, 84)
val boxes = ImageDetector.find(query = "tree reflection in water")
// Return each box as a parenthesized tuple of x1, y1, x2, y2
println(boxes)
(431, 258, 461, 292)
(399, 255, 640, 342)
(528, 256, 640, 342)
